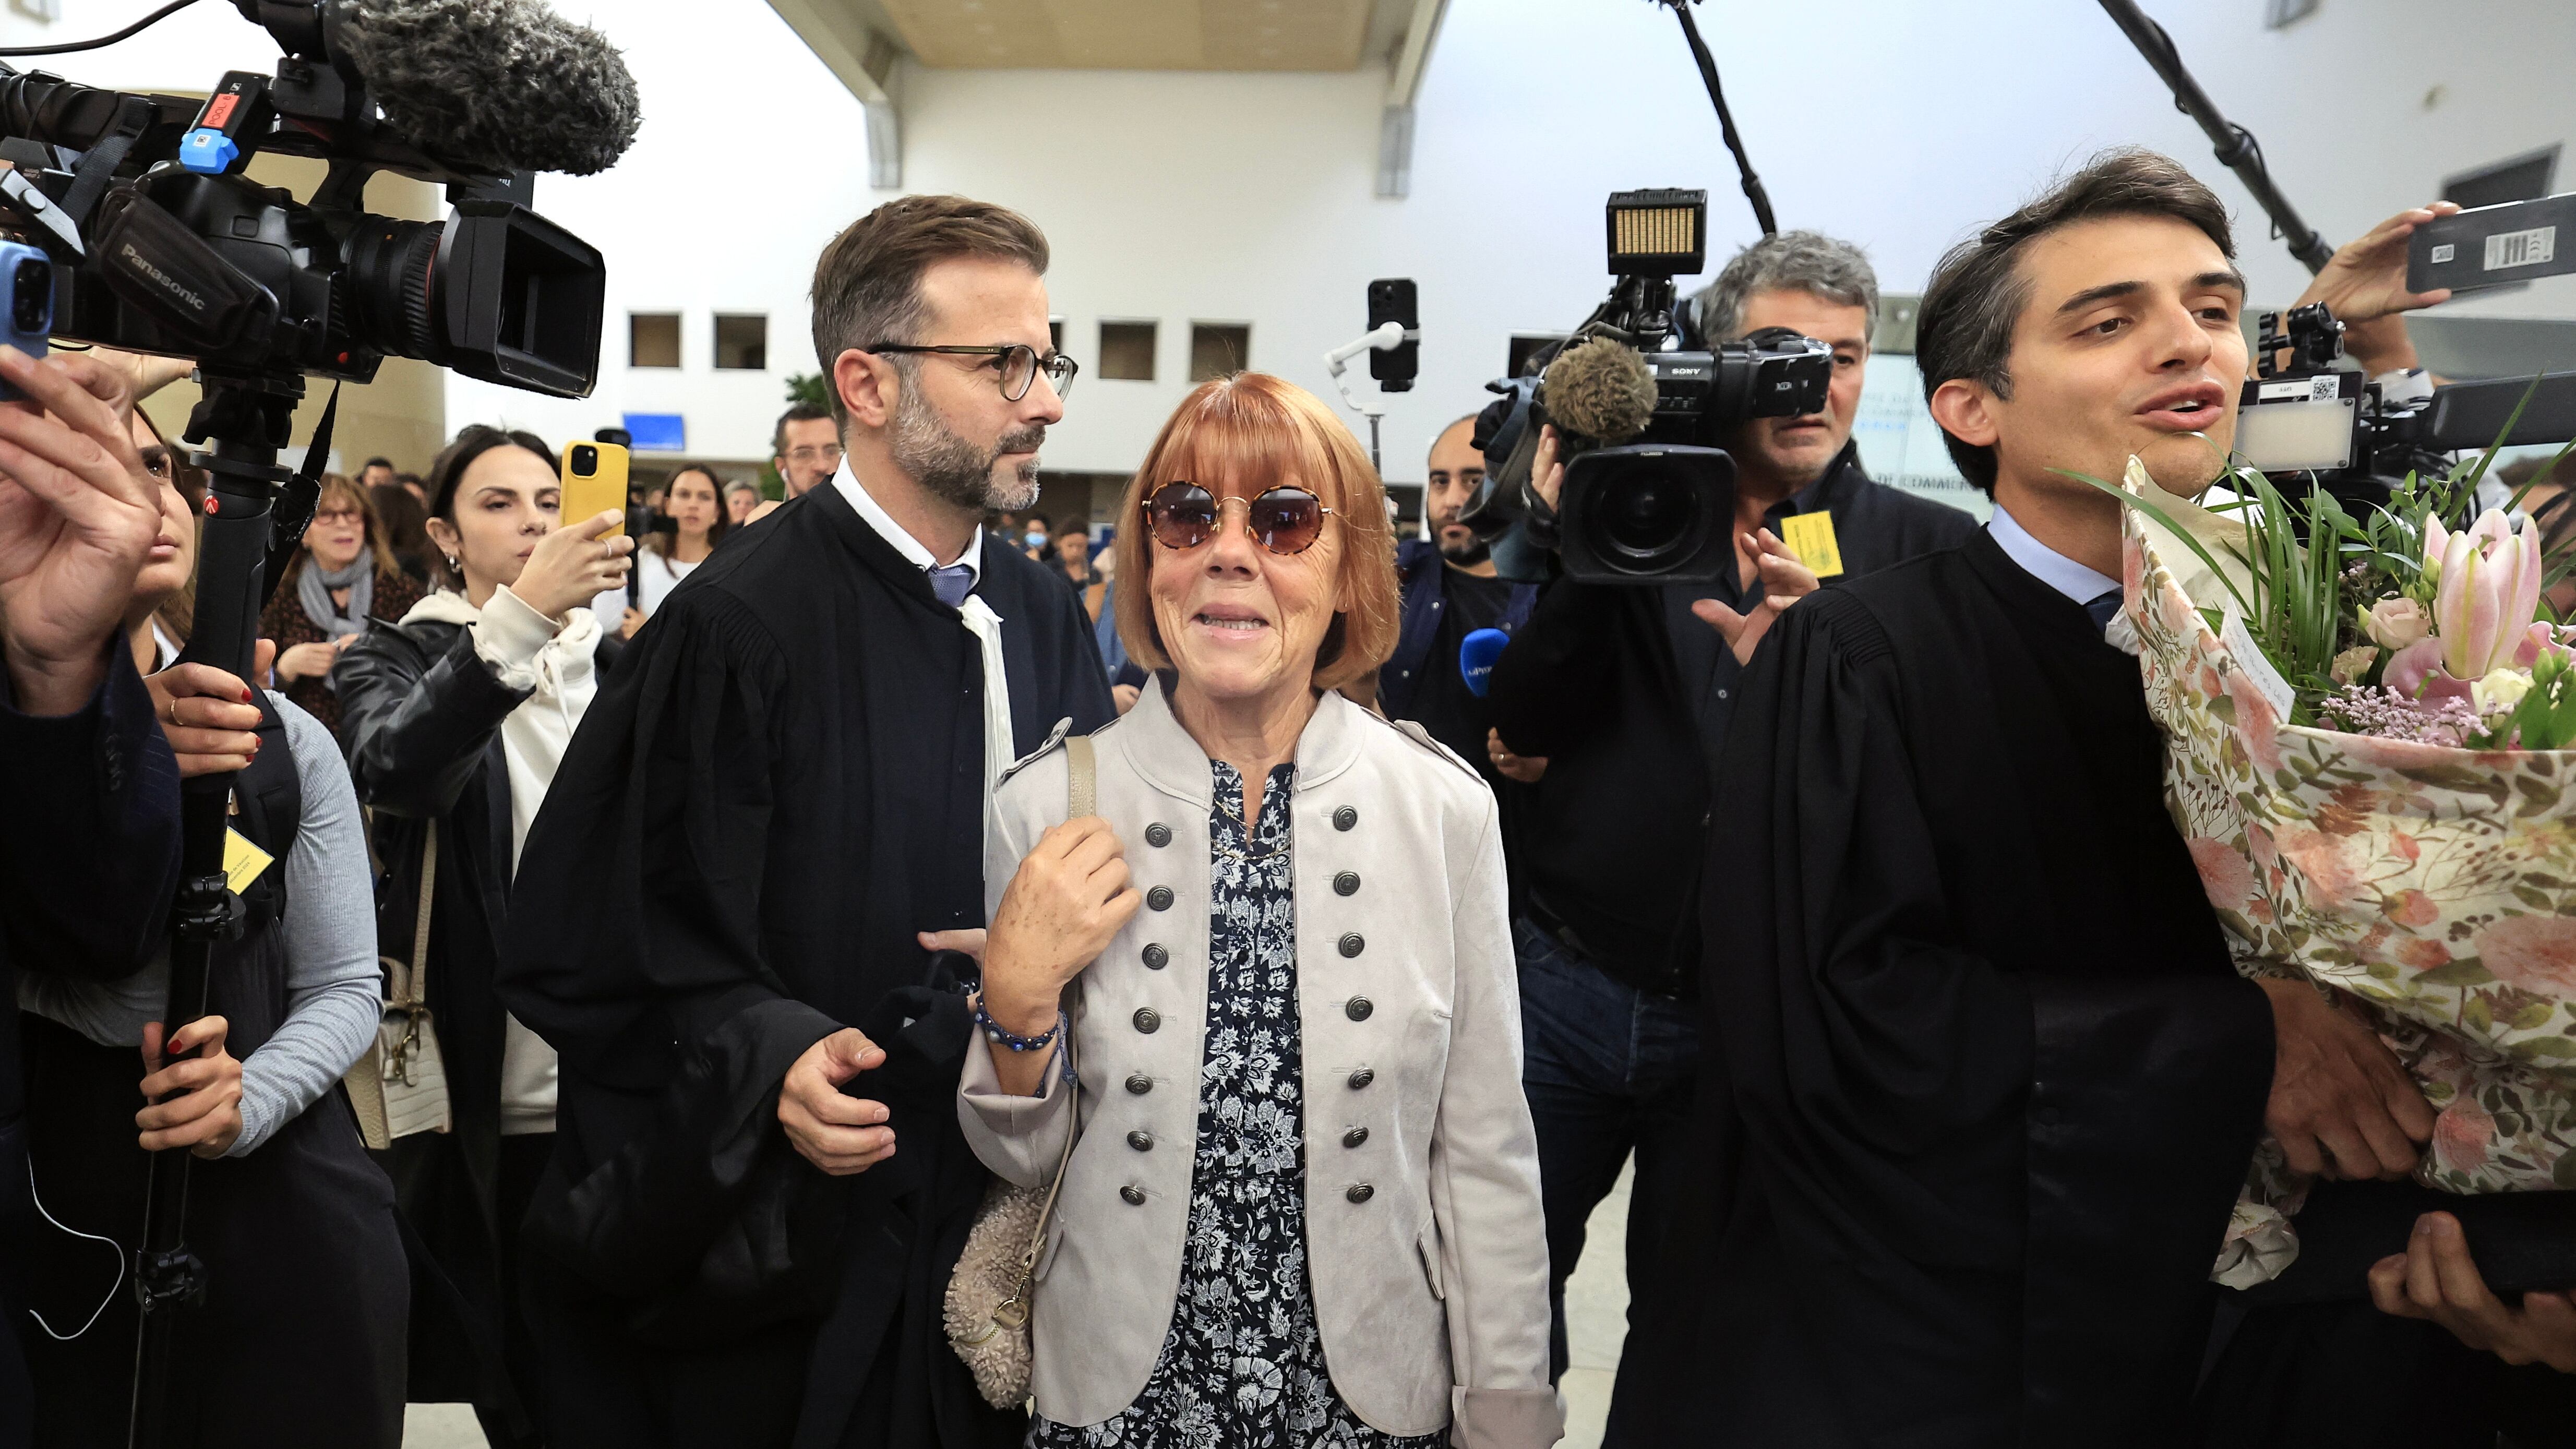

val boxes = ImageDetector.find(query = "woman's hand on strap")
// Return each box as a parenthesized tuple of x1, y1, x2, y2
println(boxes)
(981, 817, 1141, 1035)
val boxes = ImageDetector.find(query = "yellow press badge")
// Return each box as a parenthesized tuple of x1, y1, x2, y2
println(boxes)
(223, 828, 274, 894)
(1780, 510, 1845, 578)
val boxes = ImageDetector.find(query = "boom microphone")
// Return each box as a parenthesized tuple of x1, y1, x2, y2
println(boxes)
(1540, 337, 1657, 448)
(327, 0, 641, 176)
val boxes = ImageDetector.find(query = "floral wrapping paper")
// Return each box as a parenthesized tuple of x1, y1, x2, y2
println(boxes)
(2118, 478, 2576, 1284)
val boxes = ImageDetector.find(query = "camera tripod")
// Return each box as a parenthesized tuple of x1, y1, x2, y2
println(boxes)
(127, 369, 322, 1449)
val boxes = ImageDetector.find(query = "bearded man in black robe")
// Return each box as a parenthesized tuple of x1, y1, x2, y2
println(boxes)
(499, 196, 1109, 1449)
(1637, 150, 2442, 1446)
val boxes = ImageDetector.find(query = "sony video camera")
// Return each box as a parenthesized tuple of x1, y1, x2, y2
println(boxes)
(1465, 188, 1831, 584)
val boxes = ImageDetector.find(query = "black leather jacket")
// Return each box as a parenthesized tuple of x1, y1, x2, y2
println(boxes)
(335, 602, 624, 1410)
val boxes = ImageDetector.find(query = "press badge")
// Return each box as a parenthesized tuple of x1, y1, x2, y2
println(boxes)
(1780, 511, 1845, 578)
(222, 828, 274, 894)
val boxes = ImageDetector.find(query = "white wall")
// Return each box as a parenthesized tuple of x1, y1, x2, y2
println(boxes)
(11, 0, 2574, 480)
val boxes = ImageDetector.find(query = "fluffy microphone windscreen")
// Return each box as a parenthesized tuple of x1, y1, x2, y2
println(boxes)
(331, 0, 641, 176)
(1540, 339, 1657, 446)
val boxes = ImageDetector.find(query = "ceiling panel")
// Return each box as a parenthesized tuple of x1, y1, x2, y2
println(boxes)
(877, 0, 1392, 70)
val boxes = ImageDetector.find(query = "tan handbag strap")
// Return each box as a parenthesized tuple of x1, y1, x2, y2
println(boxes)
(1014, 732, 1097, 1271)
(393, 820, 437, 1009)
(1065, 734, 1095, 819)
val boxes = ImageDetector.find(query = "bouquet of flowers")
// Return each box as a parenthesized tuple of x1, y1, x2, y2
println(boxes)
(2107, 445, 2576, 1287)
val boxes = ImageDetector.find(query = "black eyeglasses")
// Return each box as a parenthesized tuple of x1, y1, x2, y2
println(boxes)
(866, 343, 1078, 402)
(1144, 482, 1337, 556)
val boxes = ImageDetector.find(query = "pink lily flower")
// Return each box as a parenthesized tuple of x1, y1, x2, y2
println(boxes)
(2426, 510, 2543, 680)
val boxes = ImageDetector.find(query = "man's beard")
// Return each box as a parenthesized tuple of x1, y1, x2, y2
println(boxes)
(890, 382, 1044, 512)
(1436, 526, 1490, 566)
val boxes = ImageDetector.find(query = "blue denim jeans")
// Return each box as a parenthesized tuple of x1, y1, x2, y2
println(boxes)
(1513, 914, 1700, 1391)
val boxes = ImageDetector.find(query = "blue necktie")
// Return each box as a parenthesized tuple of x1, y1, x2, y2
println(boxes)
(2084, 588, 2123, 631)
(928, 564, 974, 609)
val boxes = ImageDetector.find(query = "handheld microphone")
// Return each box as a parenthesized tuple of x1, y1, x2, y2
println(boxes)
(327, 0, 642, 176)
(1460, 628, 1510, 698)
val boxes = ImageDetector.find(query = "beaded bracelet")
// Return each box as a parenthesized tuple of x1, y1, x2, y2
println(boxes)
(972, 995, 1064, 1052)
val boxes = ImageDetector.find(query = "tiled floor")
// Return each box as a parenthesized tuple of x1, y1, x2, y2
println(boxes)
(403, 1162, 1640, 1449)
(1556, 1160, 1633, 1449)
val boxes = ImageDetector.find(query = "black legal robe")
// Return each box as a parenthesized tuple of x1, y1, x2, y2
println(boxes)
(497, 482, 1111, 1449)
(1638, 530, 2278, 1446)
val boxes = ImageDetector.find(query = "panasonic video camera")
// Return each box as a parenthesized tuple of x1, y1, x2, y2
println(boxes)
(0, 7, 607, 399)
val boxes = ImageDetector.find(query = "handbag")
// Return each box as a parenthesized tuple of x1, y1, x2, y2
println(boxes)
(345, 818, 454, 1151)
(944, 732, 1095, 1408)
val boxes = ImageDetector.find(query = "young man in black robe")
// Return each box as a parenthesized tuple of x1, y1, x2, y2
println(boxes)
(1642, 151, 2440, 1445)
(499, 196, 1110, 1449)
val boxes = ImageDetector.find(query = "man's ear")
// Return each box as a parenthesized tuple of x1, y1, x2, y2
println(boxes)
(833, 349, 897, 431)
(1928, 376, 2001, 450)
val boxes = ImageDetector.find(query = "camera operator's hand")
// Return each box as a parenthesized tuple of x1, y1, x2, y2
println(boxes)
(138, 1015, 244, 1158)
(1693, 529, 1820, 665)
(510, 510, 632, 624)
(0, 350, 161, 715)
(778, 1027, 896, 1176)
(85, 347, 196, 404)
(2258, 975, 2436, 1180)
(2369, 1212, 2576, 1372)
(1530, 425, 1566, 512)
(2285, 202, 2461, 377)
(1487, 728, 1547, 783)
(147, 644, 274, 778)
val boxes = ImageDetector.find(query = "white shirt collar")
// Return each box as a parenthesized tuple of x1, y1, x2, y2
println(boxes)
(1987, 502, 2119, 608)
(829, 459, 984, 589)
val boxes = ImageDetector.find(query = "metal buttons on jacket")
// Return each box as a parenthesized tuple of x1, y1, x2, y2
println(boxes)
(1142, 943, 1169, 970)
(1133, 1007, 1161, 1034)
(1348, 1068, 1374, 1089)
(1338, 933, 1365, 958)
(1333, 871, 1360, 896)
(1127, 1130, 1154, 1152)
(1145, 822, 1171, 847)
(1333, 806, 1358, 831)
(1146, 885, 1173, 912)
(1121, 1185, 1147, 1205)
(1125, 1073, 1153, 1095)
(1346, 1183, 1374, 1203)
(1345, 997, 1373, 1022)
(1343, 1127, 1369, 1148)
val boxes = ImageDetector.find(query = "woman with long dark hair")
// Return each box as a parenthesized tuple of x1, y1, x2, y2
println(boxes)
(620, 463, 727, 637)
(338, 424, 632, 1446)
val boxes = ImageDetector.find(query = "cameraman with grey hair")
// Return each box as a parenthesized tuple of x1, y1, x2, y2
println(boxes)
(1484, 228, 1974, 1443)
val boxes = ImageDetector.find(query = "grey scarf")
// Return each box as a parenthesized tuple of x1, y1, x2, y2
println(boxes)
(298, 556, 373, 639)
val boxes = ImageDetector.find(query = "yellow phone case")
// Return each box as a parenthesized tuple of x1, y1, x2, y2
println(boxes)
(560, 440, 630, 537)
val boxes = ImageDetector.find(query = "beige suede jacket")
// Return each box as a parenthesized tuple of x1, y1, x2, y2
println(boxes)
(957, 680, 1559, 1447)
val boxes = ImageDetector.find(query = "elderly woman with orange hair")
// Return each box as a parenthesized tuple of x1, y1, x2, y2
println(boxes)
(958, 373, 1558, 1448)
(258, 470, 422, 740)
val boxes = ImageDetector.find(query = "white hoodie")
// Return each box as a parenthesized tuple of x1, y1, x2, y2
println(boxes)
(399, 584, 603, 1134)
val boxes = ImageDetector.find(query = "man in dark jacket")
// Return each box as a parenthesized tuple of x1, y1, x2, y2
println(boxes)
(1483, 231, 1976, 1438)
(500, 196, 1109, 1449)
(0, 350, 187, 1445)
(1378, 413, 1538, 795)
